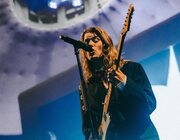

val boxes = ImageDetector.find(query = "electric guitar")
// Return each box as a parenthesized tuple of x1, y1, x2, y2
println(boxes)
(97, 4, 134, 140)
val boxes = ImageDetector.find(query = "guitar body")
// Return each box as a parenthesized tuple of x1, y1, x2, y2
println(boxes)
(98, 113, 111, 140)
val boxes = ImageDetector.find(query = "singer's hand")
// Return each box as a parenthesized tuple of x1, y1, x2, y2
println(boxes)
(107, 68, 127, 88)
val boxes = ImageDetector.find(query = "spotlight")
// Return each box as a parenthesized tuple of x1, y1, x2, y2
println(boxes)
(72, 0, 83, 7)
(48, 1, 58, 9)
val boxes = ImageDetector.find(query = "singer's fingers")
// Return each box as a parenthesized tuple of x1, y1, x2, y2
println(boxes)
(102, 80, 108, 89)
(114, 75, 121, 81)
(107, 68, 114, 73)
(115, 71, 126, 84)
(115, 69, 123, 75)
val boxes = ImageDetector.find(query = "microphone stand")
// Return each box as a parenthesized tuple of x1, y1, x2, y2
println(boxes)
(73, 47, 97, 140)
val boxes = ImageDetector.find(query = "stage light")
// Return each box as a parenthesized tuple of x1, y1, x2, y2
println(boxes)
(72, 0, 83, 7)
(48, 1, 58, 9)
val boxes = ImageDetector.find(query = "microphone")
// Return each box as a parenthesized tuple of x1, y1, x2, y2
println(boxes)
(59, 35, 93, 52)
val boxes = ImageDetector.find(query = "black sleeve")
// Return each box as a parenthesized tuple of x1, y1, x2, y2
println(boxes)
(118, 62, 157, 115)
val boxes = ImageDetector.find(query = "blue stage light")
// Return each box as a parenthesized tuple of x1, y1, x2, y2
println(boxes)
(72, 0, 83, 7)
(48, 1, 58, 9)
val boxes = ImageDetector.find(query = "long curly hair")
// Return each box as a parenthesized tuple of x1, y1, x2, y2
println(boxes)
(80, 26, 125, 83)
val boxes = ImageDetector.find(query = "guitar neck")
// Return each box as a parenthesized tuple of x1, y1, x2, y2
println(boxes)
(103, 33, 126, 115)
(102, 3, 134, 113)
(98, 4, 134, 139)
(116, 33, 126, 70)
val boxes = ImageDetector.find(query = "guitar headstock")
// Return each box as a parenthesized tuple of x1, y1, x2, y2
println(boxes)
(122, 4, 134, 35)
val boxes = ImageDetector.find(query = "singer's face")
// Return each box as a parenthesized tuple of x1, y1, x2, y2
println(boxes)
(84, 32, 103, 60)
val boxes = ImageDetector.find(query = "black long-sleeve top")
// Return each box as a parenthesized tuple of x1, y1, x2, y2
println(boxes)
(79, 61, 159, 140)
